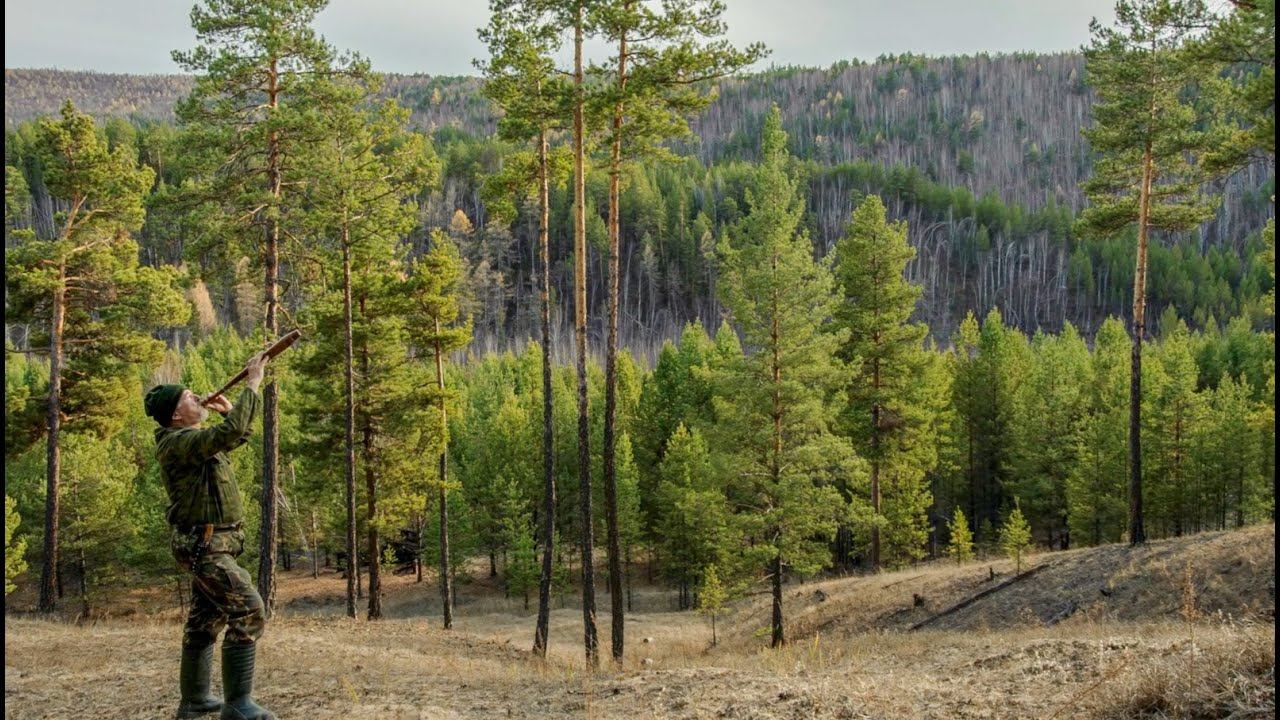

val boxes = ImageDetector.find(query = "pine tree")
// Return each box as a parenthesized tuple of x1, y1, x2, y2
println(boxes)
(633, 322, 716, 530)
(6, 496, 27, 596)
(712, 106, 853, 648)
(948, 312, 984, 538)
(292, 83, 434, 619)
(505, 513, 540, 610)
(1009, 325, 1090, 549)
(697, 564, 728, 647)
(655, 424, 730, 609)
(832, 194, 932, 570)
(172, 0, 371, 612)
(592, 0, 765, 662)
(294, 238, 418, 621)
(406, 235, 473, 628)
(1080, 0, 1219, 545)
(1068, 317, 1131, 545)
(567, 0, 600, 667)
(975, 310, 1031, 536)
(615, 432, 644, 613)
(919, 346, 959, 558)
(1143, 320, 1205, 537)
(1195, 376, 1264, 529)
(946, 507, 974, 565)
(5, 102, 188, 613)
(949, 309, 1029, 542)
(1000, 500, 1033, 574)
(476, 0, 573, 653)
(58, 433, 136, 616)
(1194, 0, 1275, 175)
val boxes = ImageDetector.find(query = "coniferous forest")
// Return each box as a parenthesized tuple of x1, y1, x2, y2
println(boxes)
(4, 0, 1275, 717)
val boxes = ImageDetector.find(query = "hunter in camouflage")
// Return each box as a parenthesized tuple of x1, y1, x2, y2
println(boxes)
(145, 350, 275, 720)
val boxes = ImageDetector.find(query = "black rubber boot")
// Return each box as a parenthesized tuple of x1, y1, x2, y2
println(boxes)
(219, 643, 275, 720)
(176, 644, 222, 718)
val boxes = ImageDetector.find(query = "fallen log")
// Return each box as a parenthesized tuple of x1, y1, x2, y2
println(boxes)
(908, 562, 1052, 631)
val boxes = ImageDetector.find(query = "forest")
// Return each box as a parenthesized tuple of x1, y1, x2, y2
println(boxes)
(3, 0, 1275, 711)
(6, 49, 1275, 348)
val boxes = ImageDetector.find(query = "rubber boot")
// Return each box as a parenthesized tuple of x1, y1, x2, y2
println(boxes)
(219, 643, 275, 720)
(176, 644, 222, 718)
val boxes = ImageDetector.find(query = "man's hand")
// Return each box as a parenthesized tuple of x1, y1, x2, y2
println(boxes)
(245, 351, 269, 392)
(203, 393, 233, 414)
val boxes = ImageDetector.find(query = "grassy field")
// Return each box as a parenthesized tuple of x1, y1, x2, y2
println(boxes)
(5, 525, 1274, 719)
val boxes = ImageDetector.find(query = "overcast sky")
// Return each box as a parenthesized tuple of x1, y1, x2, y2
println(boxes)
(5, 0, 1118, 76)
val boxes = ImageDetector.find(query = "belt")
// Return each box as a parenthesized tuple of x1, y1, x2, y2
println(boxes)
(175, 522, 243, 535)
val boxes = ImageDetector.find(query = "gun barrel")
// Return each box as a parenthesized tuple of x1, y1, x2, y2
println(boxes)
(201, 329, 302, 405)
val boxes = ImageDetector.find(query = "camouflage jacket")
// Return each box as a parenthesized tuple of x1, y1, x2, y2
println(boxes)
(156, 388, 260, 528)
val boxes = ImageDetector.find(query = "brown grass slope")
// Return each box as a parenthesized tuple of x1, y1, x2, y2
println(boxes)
(717, 524, 1275, 649)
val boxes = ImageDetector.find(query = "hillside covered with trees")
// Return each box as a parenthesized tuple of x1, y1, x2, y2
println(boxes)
(7, 53, 1274, 347)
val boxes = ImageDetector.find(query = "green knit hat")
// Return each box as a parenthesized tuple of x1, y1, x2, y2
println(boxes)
(144, 383, 187, 427)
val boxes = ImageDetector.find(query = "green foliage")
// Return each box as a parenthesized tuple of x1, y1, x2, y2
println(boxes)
(60, 434, 133, 557)
(501, 487, 539, 607)
(615, 432, 644, 566)
(170, 0, 371, 309)
(712, 106, 855, 641)
(633, 321, 716, 531)
(5, 102, 189, 439)
(589, 0, 767, 168)
(655, 424, 731, 594)
(697, 563, 729, 647)
(1009, 324, 1090, 547)
(6, 496, 27, 596)
(1193, 0, 1275, 173)
(1143, 319, 1205, 537)
(1079, 0, 1219, 241)
(1068, 318, 1131, 545)
(945, 309, 1031, 541)
(4, 349, 47, 457)
(832, 194, 934, 568)
(1194, 375, 1269, 527)
(946, 507, 974, 565)
(1000, 500, 1033, 573)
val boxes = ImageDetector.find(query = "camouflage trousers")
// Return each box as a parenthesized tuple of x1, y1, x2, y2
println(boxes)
(171, 527, 265, 649)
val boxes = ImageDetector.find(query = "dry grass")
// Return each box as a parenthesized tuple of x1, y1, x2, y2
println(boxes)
(6, 615, 1271, 719)
(1082, 622, 1275, 719)
(4, 525, 1274, 719)
(715, 523, 1276, 649)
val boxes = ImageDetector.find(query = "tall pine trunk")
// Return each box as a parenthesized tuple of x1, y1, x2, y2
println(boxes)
(870, 395, 881, 569)
(1128, 143, 1152, 546)
(38, 273, 65, 613)
(259, 57, 282, 615)
(435, 322, 453, 630)
(343, 236, 358, 618)
(310, 509, 320, 580)
(603, 20, 629, 665)
(414, 513, 423, 583)
(770, 554, 784, 648)
(769, 253, 785, 648)
(573, 1, 599, 669)
(534, 127, 556, 657)
(363, 294, 382, 620)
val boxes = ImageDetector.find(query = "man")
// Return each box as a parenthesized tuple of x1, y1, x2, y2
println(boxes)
(144, 351, 274, 720)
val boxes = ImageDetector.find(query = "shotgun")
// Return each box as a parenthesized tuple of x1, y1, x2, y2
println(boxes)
(200, 329, 302, 406)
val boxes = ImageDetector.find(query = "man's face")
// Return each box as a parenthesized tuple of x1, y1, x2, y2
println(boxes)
(171, 389, 209, 428)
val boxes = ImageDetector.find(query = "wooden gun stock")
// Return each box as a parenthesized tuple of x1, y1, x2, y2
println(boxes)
(200, 329, 302, 406)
